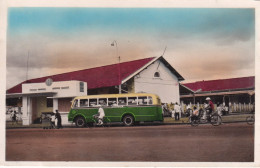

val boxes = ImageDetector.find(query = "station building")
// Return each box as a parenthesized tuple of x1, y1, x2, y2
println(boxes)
(179, 76, 255, 112)
(6, 56, 184, 125)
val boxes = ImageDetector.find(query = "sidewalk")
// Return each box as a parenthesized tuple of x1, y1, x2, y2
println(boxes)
(163, 113, 253, 124)
(6, 121, 75, 129)
(6, 113, 253, 129)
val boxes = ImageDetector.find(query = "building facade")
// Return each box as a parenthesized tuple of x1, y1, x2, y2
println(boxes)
(180, 76, 255, 113)
(6, 56, 184, 125)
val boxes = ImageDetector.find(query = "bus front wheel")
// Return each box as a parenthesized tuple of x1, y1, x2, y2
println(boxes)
(123, 115, 134, 126)
(75, 116, 86, 128)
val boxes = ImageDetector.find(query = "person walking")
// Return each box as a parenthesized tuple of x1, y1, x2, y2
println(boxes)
(174, 102, 181, 120)
(55, 110, 62, 129)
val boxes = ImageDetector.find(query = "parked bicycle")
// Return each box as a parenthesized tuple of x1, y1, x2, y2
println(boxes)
(246, 112, 254, 125)
(189, 108, 222, 126)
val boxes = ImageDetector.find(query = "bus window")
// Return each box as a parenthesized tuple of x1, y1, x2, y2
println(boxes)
(108, 98, 117, 106)
(148, 96, 153, 104)
(99, 98, 107, 106)
(89, 99, 98, 107)
(157, 98, 161, 105)
(128, 97, 137, 105)
(138, 97, 148, 105)
(118, 97, 127, 106)
(73, 99, 79, 108)
(80, 99, 89, 107)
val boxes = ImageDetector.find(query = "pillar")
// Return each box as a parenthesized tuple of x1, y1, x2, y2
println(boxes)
(22, 96, 32, 125)
(53, 98, 58, 112)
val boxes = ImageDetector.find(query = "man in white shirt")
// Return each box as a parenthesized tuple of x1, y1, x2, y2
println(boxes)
(97, 105, 105, 126)
(174, 102, 181, 120)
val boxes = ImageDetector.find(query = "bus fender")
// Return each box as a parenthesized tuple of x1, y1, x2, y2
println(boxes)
(121, 112, 136, 122)
(73, 114, 86, 122)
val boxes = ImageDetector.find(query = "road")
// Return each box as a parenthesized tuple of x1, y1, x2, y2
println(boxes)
(6, 123, 254, 162)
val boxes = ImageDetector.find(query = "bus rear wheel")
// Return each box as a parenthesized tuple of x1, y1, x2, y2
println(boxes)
(123, 115, 134, 126)
(75, 116, 86, 128)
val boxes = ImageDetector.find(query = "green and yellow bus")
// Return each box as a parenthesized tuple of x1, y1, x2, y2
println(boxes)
(68, 93, 163, 127)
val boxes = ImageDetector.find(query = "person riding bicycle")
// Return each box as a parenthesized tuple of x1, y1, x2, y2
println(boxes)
(205, 97, 214, 114)
(96, 105, 105, 126)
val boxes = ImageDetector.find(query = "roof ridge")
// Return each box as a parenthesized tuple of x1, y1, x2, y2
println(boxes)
(7, 57, 155, 92)
(28, 57, 155, 81)
(183, 76, 255, 84)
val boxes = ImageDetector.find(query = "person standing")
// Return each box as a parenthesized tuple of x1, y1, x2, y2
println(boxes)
(55, 110, 62, 129)
(174, 102, 181, 120)
(51, 112, 56, 128)
(169, 102, 175, 118)
(11, 110, 18, 125)
(216, 102, 222, 116)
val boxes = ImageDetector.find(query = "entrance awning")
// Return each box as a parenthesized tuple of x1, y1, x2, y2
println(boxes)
(180, 90, 255, 98)
(6, 92, 57, 98)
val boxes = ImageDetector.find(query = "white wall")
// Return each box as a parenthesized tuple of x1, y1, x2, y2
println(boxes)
(60, 112, 74, 126)
(22, 80, 87, 98)
(134, 60, 180, 103)
(21, 81, 87, 125)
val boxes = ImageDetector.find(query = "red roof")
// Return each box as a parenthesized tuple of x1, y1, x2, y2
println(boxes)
(7, 57, 154, 94)
(182, 76, 255, 92)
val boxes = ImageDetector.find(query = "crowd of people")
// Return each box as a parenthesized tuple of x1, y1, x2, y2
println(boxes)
(163, 97, 227, 121)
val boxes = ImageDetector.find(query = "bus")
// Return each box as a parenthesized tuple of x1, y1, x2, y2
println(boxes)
(68, 93, 163, 127)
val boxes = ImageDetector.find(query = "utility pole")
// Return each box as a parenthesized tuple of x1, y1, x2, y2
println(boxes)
(111, 40, 121, 94)
(26, 51, 30, 81)
(118, 55, 121, 94)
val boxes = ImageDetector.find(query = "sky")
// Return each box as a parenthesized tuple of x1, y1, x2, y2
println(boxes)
(7, 8, 255, 89)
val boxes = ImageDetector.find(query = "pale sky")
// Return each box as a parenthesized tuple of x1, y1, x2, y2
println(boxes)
(7, 8, 255, 89)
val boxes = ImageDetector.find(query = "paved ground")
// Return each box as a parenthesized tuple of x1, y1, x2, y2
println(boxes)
(6, 123, 254, 162)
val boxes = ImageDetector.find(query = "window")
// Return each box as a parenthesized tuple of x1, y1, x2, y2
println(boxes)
(99, 98, 107, 106)
(128, 97, 137, 105)
(47, 98, 53, 108)
(89, 99, 98, 106)
(80, 99, 89, 107)
(138, 97, 148, 105)
(73, 99, 79, 108)
(108, 98, 117, 106)
(118, 97, 127, 106)
(80, 82, 84, 92)
(148, 96, 153, 104)
(154, 71, 160, 78)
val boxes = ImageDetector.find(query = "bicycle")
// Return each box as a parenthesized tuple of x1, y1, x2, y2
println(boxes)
(91, 114, 111, 127)
(189, 108, 222, 126)
(246, 113, 254, 125)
